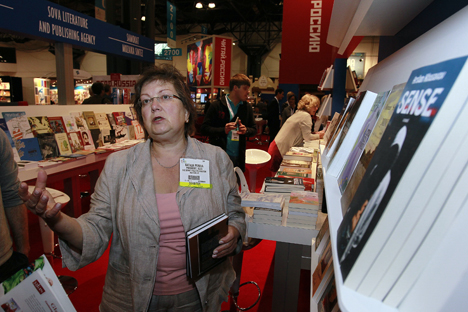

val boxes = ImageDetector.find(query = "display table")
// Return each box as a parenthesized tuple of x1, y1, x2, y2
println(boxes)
(19, 152, 112, 218)
(246, 204, 326, 312)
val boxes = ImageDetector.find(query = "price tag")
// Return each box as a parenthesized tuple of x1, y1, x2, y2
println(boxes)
(179, 158, 212, 189)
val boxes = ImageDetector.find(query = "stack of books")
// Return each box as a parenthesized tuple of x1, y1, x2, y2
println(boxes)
(241, 192, 286, 226)
(287, 191, 319, 229)
(263, 177, 305, 193)
(276, 167, 313, 178)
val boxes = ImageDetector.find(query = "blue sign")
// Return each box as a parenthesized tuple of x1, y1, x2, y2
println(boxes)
(167, 1, 176, 48)
(162, 48, 182, 57)
(0, 0, 154, 63)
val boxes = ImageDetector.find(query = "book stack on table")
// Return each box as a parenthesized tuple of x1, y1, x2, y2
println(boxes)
(263, 176, 305, 193)
(286, 191, 320, 230)
(240, 192, 285, 226)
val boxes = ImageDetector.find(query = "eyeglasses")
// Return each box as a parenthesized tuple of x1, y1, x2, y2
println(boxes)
(138, 94, 182, 106)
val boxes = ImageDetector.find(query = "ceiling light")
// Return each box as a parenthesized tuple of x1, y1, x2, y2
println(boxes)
(141, 16, 146, 21)
(196, 2, 203, 9)
(233, 42, 236, 45)
(208, 3, 216, 8)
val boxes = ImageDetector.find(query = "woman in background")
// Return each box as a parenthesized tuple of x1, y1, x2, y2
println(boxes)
(268, 94, 325, 174)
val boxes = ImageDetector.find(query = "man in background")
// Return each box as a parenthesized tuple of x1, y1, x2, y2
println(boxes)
(82, 82, 112, 104)
(103, 84, 113, 103)
(0, 128, 30, 282)
(267, 88, 284, 143)
(201, 74, 256, 171)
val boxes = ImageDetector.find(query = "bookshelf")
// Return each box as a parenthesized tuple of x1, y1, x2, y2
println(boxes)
(321, 4, 468, 312)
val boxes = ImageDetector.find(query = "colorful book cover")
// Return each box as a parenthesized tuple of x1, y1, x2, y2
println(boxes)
(62, 115, 78, 133)
(47, 116, 66, 133)
(277, 167, 312, 176)
(90, 128, 103, 148)
(132, 120, 145, 140)
(82, 111, 100, 130)
(67, 131, 84, 153)
(337, 56, 467, 282)
(112, 112, 127, 126)
(27, 116, 53, 136)
(2, 111, 34, 141)
(289, 191, 319, 209)
(54, 133, 72, 156)
(340, 83, 406, 210)
(37, 133, 59, 159)
(338, 90, 390, 194)
(70, 112, 88, 130)
(106, 113, 117, 129)
(15, 138, 43, 161)
(80, 129, 95, 151)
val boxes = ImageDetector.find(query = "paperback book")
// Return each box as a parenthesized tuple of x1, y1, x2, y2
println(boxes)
(37, 133, 59, 159)
(279, 159, 311, 170)
(340, 83, 405, 211)
(27, 116, 53, 136)
(240, 192, 285, 210)
(70, 112, 88, 130)
(186, 213, 228, 279)
(264, 176, 305, 192)
(288, 191, 320, 210)
(54, 133, 72, 156)
(276, 168, 312, 178)
(83, 111, 100, 130)
(2, 111, 34, 141)
(15, 138, 43, 161)
(48, 116, 66, 133)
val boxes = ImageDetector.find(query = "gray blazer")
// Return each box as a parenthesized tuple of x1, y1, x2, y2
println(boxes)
(60, 137, 246, 312)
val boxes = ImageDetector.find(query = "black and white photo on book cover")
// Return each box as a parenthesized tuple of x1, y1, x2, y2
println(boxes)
(336, 56, 468, 284)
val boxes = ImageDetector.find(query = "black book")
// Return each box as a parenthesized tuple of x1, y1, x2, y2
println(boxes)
(186, 213, 228, 279)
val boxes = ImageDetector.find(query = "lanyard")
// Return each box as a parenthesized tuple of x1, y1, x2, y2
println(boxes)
(226, 95, 236, 120)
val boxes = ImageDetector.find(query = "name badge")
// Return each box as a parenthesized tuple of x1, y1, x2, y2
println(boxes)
(231, 131, 239, 141)
(179, 158, 212, 189)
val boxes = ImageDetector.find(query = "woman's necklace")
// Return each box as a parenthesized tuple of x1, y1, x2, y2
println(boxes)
(151, 144, 186, 169)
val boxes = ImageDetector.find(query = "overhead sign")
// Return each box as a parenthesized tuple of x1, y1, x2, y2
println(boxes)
(0, 0, 154, 63)
(167, 1, 176, 48)
(162, 48, 182, 57)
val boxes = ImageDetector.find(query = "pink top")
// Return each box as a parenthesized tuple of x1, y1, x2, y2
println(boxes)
(153, 193, 195, 295)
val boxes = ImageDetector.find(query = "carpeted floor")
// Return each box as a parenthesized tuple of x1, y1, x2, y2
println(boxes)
(26, 137, 311, 311)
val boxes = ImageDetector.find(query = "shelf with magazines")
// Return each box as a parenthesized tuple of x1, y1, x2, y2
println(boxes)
(319, 5, 468, 312)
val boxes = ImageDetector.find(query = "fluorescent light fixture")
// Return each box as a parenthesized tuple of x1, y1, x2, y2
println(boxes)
(141, 16, 146, 21)
(208, 3, 216, 8)
(196, 2, 203, 9)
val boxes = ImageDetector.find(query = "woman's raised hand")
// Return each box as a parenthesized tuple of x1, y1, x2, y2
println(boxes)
(19, 169, 62, 221)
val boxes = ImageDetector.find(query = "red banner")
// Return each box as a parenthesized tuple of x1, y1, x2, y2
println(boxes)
(280, 0, 361, 84)
(214, 37, 232, 87)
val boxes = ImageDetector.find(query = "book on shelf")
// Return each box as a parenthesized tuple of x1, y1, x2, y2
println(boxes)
(276, 168, 312, 178)
(67, 131, 84, 153)
(0, 254, 76, 311)
(326, 90, 378, 175)
(336, 56, 468, 290)
(15, 138, 43, 161)
(252, 207, 283, 226)
(337, 90, 390, 194)
(82, 111, 100, 130)
(340, 83, 405, 211)
(37, 133, 59, 160)
(276, 175, 314, 191)
(264, 176, 305, 192)
(27, 116, 53, 136)
(316, 273, 338, 312)
(315, 216, 329, 253)
(186, 213, 228, 279)
(132, 120, 145, 140)
(62, 115, 79, 133)
(312, 241, 333, 297)
(112, 112, 127, 126)
(322, 97, 356, 154)
(90, 128, 103, 148)
(95, 112, 112, 130)
(16, 160, 40, 170)
(70, 112, 88, 130)
(240, 192, 285, 210)
(2, 111, 34, 141)
(47, 116, 67, 133)
(80, 129, 95, 151)
(279, 159, 312, 170)
(322, 112, 340, 145)
(54, 132, 72, 156)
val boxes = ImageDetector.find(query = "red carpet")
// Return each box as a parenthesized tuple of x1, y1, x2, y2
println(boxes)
(26, 138, 311, 311)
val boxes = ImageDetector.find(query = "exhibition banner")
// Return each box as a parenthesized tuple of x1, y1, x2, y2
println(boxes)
(0, 0, 154, 63)
(213, 37, 232, 87)
(167, 1, 176, 48)
(280, 0, 360, 84)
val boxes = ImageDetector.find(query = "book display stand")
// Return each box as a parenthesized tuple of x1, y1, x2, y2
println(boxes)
(319, 5, 468, 312)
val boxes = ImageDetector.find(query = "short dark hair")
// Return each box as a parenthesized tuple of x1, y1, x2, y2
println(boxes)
(275, 88, 284, 96)
(104, 84, 111, 93)
(133, 64, 196, 139)
(229, 74, 251, 91)
(91, 82, 104, 95)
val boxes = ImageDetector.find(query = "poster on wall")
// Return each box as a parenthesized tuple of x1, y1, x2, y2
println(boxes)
(187, 38, 213, 87)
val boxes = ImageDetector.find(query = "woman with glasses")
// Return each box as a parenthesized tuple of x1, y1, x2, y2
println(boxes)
(19, 64, 245, 312)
